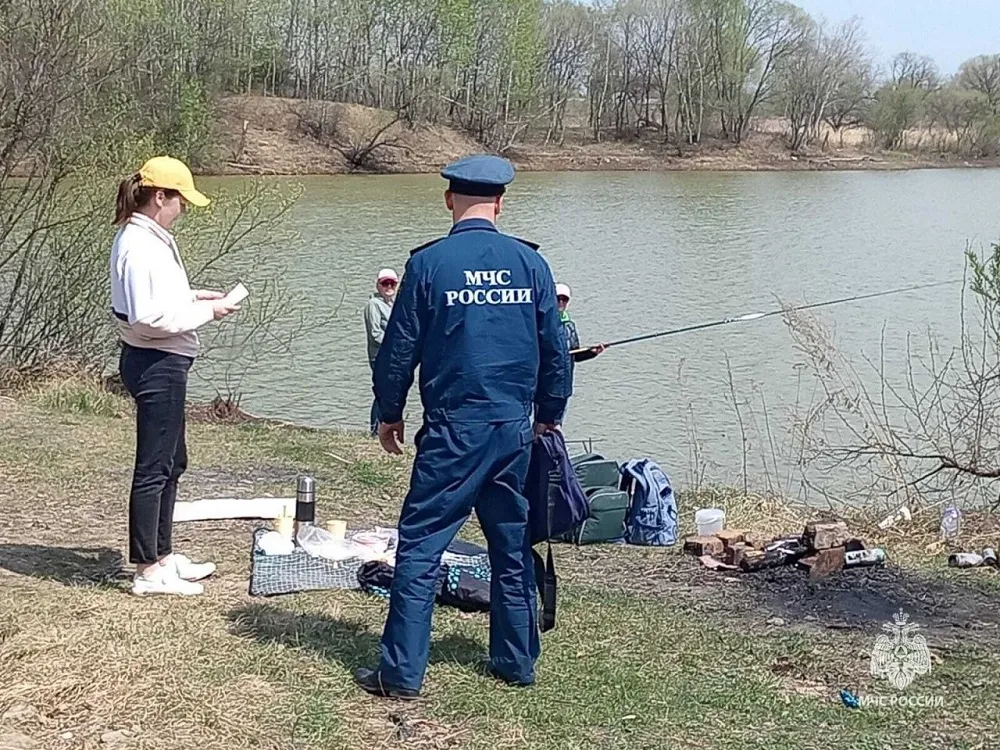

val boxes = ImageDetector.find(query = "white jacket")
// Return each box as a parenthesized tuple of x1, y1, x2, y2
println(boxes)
(109, 213, 214, 358)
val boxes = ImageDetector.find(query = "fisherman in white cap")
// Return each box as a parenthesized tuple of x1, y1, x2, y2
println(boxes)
(364, 267, 399, 435)
(556, 282, 605, 421)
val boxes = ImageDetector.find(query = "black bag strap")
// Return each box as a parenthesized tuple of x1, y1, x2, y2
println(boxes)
(532, 433, 561, 633)
(533, 544, 557, 632)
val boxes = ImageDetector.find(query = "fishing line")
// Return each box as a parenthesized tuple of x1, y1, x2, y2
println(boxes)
(570, 278, 962, 355)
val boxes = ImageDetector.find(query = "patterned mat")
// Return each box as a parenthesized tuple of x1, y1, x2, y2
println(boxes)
(247, 526, 491, 598)
(248, 527, 368, 597)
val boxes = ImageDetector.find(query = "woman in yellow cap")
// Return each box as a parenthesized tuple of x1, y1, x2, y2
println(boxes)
(110, 155, 240, 597)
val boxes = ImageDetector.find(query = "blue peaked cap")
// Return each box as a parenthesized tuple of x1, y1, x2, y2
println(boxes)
(440, 154, 515, 197)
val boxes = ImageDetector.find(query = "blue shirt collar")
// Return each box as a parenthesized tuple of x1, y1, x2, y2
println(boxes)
(449, 218, 498, 235)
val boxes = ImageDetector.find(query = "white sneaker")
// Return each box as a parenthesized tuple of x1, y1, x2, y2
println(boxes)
(130, 566, 204, 597)
(169, 553, 217, 582)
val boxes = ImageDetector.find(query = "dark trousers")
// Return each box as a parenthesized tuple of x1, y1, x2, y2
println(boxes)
(378, 418, 538, 690)
(369, 359, 380, 436)
(119, 344, 192, 565)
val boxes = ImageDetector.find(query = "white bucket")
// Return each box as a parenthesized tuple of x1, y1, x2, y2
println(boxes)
(695, 508, 725, 536)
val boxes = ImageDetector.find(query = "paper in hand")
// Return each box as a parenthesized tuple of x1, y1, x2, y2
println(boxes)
(224, 282, 249, 306)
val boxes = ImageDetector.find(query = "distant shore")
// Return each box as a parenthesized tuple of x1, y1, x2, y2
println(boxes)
(209, 95, 1000, 178)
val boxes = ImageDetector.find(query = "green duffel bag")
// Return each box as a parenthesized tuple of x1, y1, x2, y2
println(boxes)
(570, 452, 605, 467)
(572, 457, 622, 492)
(558, 488, 630, 545)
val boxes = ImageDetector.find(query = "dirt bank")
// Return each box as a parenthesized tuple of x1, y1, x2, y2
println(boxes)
(211, 95, 1000, 177)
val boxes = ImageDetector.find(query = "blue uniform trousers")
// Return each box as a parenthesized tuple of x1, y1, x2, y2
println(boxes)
(378, 417, 539, 690)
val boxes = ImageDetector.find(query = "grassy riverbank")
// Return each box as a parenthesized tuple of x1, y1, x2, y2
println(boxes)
(2, 380, 999, 750)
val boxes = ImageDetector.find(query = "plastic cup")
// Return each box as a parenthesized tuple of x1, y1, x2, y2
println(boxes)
(325, 519, 347, 541)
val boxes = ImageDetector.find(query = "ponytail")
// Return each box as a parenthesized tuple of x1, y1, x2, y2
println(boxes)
(113, 173, 143, 226)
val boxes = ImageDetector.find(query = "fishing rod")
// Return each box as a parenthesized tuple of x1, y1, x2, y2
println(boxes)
(569, 278, 962, 355)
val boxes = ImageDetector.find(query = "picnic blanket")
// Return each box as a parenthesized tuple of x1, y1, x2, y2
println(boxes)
(248, 526, 366, 597)
(248, 526, 490, 601)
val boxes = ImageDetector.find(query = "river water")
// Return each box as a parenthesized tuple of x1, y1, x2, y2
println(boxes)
(189, 168, 1000, 499)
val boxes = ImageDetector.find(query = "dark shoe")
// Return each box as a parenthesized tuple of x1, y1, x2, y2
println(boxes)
(478, 658, 534, 688)
(353, 667, 421, 700)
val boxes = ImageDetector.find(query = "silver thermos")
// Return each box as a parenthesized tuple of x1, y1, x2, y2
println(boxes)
(295, 475, 316, 529)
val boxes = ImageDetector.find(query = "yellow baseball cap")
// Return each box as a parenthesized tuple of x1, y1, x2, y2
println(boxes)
(138, 156, 210, 207)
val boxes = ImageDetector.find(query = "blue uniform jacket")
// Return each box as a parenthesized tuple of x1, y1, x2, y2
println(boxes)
(373, 218, 571, 426)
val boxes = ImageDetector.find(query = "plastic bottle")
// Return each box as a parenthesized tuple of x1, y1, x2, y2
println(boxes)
(939, 502, 962, 540)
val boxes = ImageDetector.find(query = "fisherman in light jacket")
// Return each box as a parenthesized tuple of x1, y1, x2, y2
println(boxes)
(364, 268, 398, 435)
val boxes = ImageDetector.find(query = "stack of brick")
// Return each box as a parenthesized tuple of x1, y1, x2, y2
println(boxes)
(796, 520, 856, 579)
(684, 519, 884, 580)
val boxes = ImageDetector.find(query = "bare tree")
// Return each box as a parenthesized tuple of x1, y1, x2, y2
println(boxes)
(675, 1, 709, 145)
(957, 53, 1000, 114)
(706, 0, 804, 144)
(779, 16, 867, 151)
(636, 0, 679, 138)
(891, 51, 939, 91)
(0, 0, 121, 373)
(541, 1, 595, 144)
(823, 54, 877, 147)
(926, 86, 996, 156)
(297, 101, 412, 172)
(786, 243, 1000, 512)
(181, 180, 336, 408)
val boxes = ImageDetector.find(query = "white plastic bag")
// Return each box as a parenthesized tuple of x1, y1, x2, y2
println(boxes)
(375, 526, 399, 548)
(297, 524, 363, 561)
(258, 530, 295, 556)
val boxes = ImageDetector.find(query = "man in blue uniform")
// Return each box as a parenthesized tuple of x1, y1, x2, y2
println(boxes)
(355, 154, 571, 699)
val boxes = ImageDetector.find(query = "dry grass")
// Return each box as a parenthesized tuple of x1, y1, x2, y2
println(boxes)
(3, 388, 1000, 750)
(0, 392, 420, 750)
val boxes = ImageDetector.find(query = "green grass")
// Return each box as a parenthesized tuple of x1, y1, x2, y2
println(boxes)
(1, 394, 998, 749)
(28, 374, 132, 418)
(348, 459, 397, 488)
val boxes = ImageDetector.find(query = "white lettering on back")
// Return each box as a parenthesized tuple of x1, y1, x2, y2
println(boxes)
(446, 268, 531, 306)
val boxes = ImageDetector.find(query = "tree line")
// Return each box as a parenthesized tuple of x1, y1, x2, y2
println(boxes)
(5, 0, 1000, 165)
(59, 0, 997, 157)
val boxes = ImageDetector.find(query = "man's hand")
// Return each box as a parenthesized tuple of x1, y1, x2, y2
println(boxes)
(378, 421, 405, 455)
(534, 422, 560, 437)
(194, 289, 225, 300)
(591, 343, 607, 356)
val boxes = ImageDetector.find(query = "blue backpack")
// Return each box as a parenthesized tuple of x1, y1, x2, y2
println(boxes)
(525, 430, 589, 631)
(621, 459, 679, 546)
